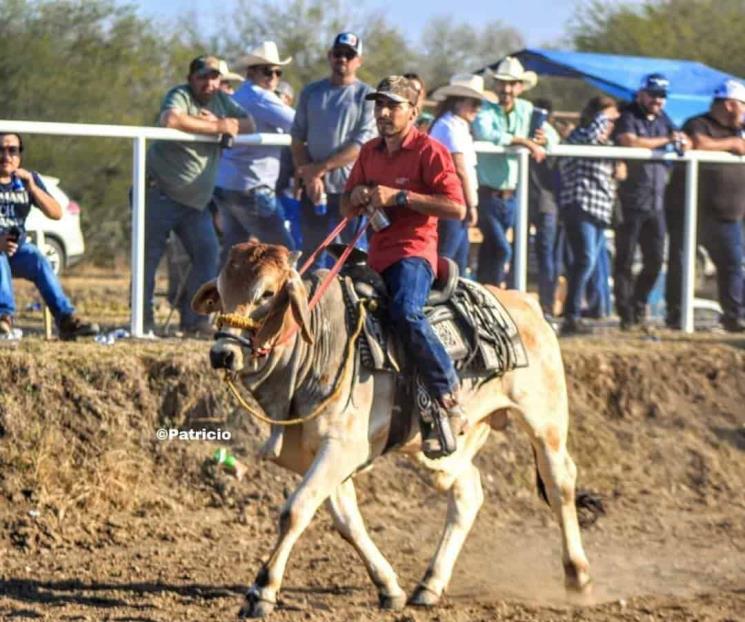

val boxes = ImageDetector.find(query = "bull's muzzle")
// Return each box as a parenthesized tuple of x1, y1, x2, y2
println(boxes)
(210, 346, 238, 370)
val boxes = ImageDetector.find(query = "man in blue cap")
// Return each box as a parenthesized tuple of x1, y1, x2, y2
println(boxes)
(612, 73, 689, 330)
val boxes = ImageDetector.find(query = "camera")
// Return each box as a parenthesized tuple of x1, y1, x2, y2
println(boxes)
(5, 226, 21, 242)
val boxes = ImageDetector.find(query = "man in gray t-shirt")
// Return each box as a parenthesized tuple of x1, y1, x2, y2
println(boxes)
(290, 32, 376, 269)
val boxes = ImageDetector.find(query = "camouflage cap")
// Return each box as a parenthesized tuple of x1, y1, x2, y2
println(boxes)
(189, 55, 222, 77)
(365, 76, 419, 106)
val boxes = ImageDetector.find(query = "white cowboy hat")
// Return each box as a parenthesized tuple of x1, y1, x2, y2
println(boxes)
(489, 56, 537, 90)
(239, 41, 292, 68)
(431, 74, 497, 103)
(218, 60, 245, 83)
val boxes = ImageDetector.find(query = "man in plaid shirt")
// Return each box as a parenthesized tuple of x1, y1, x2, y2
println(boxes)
(559, 96, 622, 335)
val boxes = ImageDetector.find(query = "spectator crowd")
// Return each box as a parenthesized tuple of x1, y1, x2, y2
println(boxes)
(6, 33, 742, 341)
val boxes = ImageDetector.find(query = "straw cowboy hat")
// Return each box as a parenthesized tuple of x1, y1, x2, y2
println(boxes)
(218, 60, 244, 83)
(431, 74, 497, 102)
(239, 41, 292, 67)
(489, 56, 537, 90)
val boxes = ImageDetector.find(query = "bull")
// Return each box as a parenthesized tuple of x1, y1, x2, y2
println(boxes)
(191, 240, 591, 618)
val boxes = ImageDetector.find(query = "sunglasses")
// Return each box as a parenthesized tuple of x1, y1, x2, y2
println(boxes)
(0, 146, 21, 156)
(258, 66, 282, 78)
(332, 49, 357, 61)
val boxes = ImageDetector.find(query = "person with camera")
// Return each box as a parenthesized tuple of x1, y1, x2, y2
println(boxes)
(665, 80, 745, 332)
(214, 42, 296, 269)
(143, 55, 255, 336)
(341, 76, 467, 457)
(612, 73, 690, 331)
(0, 133, 99, 340)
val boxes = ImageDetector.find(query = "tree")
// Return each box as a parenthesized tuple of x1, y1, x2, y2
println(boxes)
(571, 0, 745, 78)
(0, 0, 201, 263)
(416, 17, 524, 92)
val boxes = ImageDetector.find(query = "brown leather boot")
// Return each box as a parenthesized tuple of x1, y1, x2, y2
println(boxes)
(438, 392, 468, 436)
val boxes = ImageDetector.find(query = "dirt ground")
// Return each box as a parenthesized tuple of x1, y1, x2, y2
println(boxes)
(1, 272, 744, 621)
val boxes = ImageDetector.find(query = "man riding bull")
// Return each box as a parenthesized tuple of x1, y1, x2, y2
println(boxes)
(341, 75, 467, 455)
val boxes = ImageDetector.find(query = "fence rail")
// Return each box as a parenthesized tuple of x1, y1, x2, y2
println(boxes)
(2, 119, 743, 336)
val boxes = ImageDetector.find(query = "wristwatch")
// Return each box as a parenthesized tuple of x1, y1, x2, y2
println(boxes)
(395, 190, 409, 208)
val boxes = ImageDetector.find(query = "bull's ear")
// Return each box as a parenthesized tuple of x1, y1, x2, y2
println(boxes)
(191, 280, 222, 315)
(287, 271, 313, 345)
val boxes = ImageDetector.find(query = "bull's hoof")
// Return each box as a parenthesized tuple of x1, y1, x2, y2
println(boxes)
(378, 591, 407, 610)
(238, 589, 276, 619)
(408, 584, 441, 607)
(564, 562, 592, 593)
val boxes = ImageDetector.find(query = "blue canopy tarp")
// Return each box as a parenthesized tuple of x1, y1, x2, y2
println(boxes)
(484, 49, 743, 126)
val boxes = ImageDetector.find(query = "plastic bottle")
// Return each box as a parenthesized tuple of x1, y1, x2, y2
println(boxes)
(212, 447, 238, 471)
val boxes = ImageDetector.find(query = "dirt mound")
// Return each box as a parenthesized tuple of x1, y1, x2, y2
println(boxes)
(1, 335, 744, 620)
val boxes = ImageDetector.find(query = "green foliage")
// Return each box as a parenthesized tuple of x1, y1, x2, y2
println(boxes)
(572, 0, 745, 78)
(0, 0, 197, 264)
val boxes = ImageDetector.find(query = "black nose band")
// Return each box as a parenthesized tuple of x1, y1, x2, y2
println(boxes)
(214, 330, 254, 351)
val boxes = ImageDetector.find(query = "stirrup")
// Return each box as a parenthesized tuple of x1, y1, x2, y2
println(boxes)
(421, 411, 456, 459)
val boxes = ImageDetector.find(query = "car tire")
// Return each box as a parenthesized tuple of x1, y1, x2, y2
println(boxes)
(43, 236, 66, 276)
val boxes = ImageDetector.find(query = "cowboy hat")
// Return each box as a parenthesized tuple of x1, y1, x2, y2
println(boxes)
(218, 59, 244, 83)
(489, 56, 537, 90)
(431, 74, 497, 103)
(239, 41, 292, 68)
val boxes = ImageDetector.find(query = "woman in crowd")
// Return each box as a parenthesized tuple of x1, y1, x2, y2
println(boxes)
(559, 96, 625, 335)
(429, 74, 495, 273)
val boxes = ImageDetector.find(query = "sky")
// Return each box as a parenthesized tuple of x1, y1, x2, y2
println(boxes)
(124, 0, 612, 49)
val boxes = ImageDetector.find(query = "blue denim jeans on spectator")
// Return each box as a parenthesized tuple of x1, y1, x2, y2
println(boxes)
(0, 240, 75, 321)
(382, 257, 459, 400)
(477, 188, 515, 287)
(563, 205, 606, 321)
(533, 210, 558, 315)
(438, 218, 469, 275)
(585, 235, 612, 318)
(300, 192, 367, 271)
(213, 187, 295, 270)
(699, 215, 744, 322)
(144, 185, 219, 331)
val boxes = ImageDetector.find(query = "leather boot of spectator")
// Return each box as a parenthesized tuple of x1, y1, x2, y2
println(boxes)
(58, 314, 100, 341)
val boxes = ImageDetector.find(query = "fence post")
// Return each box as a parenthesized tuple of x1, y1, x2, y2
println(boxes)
(130, 135, 146, 338)
(681, 158, 699, 333)
(514, 149, 530, 292)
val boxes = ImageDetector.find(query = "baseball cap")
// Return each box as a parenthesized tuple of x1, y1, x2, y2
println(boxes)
(713, 79, 745, 104)
(332, 32, 362, 56)
(189, 55, 222, 77)
(640, 73, 669, 97)
(364, 76, 419, 106)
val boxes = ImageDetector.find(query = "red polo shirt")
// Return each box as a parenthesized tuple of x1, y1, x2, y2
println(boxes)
(345, 127, 465, 274)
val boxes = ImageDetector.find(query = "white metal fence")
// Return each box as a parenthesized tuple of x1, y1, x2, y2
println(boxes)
(1, 119, 743, 336)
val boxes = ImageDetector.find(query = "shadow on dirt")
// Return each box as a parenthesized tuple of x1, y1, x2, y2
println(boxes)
(712, 425, 745, 451)
(0, 578, 244, 609)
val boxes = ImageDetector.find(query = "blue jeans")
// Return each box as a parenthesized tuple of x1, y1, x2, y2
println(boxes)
(563, 205, 606, 321)
(213, 187, 295, 269)
(477, 188, 515, 286)
(533, 210, 558, 315)
(438, 218, 469, 274)
(0, 240, 75, 321)
(585, 235, 612, 318)
(699, 215, 743, 322)
(382, 257, 459, 399)
(144, 186, 219, 330)
(300, 192, 367, 271)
